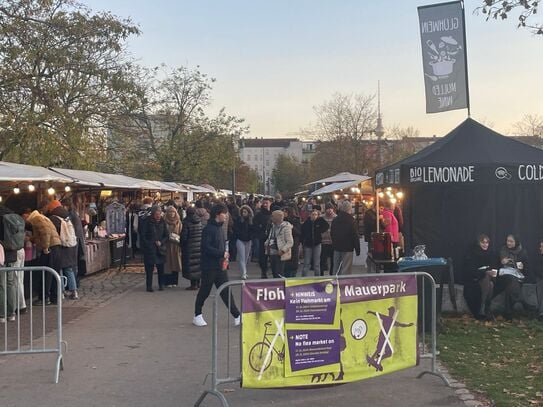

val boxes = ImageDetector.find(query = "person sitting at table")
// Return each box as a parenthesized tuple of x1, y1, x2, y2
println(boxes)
(496, 234, 529, 321)
(463, 234, 498, 320)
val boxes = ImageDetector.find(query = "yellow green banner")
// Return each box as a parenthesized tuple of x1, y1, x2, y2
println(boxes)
(241, 275, 418, 388)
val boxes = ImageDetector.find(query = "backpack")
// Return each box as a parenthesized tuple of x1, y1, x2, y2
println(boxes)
(54, 215, 78, 247)
(1, 213, 25, 251)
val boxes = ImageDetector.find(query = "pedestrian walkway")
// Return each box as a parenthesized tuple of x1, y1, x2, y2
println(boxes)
(0, 261, 484, 406)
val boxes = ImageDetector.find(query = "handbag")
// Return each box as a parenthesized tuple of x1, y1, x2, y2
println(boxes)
(157, 244, 167, 256)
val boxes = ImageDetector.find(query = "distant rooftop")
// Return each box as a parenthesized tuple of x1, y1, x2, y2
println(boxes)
(241, 138, 299, 148)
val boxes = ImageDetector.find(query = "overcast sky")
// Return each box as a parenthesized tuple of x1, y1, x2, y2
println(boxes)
(91, 0, 543, 138)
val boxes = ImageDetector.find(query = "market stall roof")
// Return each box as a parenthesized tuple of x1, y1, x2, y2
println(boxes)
(50, 167, 141, 188)
(137, 180, 182, 192)
(163, 182, 191, 193)
(375, 118, 543, 187)
(305, 172, 369, 186)
(190, 185, 217, 193)
(310, 177, 371, 196)
(294, 190, 309, 196)
(0, 161, 74, 183)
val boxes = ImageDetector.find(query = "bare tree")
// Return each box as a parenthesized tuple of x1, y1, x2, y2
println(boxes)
(513, 113, 543, 137)
(313, 93, 377, 175)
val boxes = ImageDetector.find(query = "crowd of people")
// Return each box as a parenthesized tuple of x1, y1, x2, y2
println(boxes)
(130, 192, 362, 327)
(1, 198, 85, 323)
(3, 190, 542, 328)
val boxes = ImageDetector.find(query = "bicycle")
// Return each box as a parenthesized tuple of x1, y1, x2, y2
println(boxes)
(248, 321, 285, 372)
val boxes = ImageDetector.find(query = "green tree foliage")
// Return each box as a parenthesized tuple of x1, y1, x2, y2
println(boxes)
(0, 0, 140, 168)
(271, 154, 308, 198)
(478, 1, 542, 35)
(106, 65, 249, 186)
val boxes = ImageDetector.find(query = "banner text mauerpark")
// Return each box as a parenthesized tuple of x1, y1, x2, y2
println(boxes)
(241, 275, 418, 388)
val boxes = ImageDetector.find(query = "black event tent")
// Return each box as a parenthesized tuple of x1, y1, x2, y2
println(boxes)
(375, 118, 543, 282)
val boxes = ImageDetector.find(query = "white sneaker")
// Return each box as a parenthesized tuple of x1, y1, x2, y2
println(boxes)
(234, 315, 241, 326)
(241, 274, 247, 280)
(193, 314, 207, 327)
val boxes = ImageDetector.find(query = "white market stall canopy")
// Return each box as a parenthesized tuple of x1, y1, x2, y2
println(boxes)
(310, 177, 372, 196)
(0, 161, 74, 183)
(50, 168, 143, 189)
(306, 172, 369, 186)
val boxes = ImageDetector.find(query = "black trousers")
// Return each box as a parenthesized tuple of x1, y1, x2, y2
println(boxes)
(145, 262, 164, 289)
(258, 238, 269, 278)
(194, 269, 240, 318)
(320, 244, 334, 276)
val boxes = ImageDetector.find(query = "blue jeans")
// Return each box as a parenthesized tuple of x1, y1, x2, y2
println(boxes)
(303, 244, 322, 277)
(62, 267, 77, 291)
(236, 239, 252, 278)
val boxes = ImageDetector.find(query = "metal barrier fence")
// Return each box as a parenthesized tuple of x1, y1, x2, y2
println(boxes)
(0, 266, 65, 383)
(194, 272, 450, 407)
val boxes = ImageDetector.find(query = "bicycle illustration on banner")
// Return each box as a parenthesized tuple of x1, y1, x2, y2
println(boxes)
(248, 318, 285, 379)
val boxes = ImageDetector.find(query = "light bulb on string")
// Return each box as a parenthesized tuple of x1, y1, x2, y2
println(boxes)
(65, 185, 71, 192)
(13, 185, 20, 194)
(396, 191, 404, 199)
(47, 187, 55, 195)
(28, 184, 35, 192)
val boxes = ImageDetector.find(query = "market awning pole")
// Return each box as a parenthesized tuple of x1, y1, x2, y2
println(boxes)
(376, 188, 380, 233)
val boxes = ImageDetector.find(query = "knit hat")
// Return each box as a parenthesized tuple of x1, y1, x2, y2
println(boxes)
(339, 200, 352, 213)
(45, 200, 62, 214)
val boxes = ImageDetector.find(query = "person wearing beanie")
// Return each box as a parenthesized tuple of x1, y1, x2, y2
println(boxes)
(140, 206, 169, 292)
(301, 207, 329, 277)
(264, 210, 294, 278)
(331, 200, 360, 275)
(193, 203, 240, 327)
(320, 203, 337, 275)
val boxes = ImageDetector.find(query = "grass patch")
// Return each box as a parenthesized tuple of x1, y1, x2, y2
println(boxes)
(438, 314, 543, 407)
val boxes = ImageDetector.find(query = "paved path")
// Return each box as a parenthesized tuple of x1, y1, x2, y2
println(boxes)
(0, 261, 484, 407)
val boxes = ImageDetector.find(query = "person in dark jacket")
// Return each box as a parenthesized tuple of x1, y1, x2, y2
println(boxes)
(283, 205, 301, 277)
(181, 207, 203, 290)
(233, 205, 254, 280)
(140, 206, 169, 292)
(331, 200, 360, 275)
(463, 234, 499, 320)
(301, 208, 329, 277)
(270, 193, 286, 212)
(193, 203, 240, 327)
(253, 198, 272, 278)
(534, 240, 543, 321)
(46, 200, 79, 301)
(61, 198, 86, 283)
(495, 234, 529, 320)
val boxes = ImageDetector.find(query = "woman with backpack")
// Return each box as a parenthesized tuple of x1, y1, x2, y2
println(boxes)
(46, 200, 79, 300)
